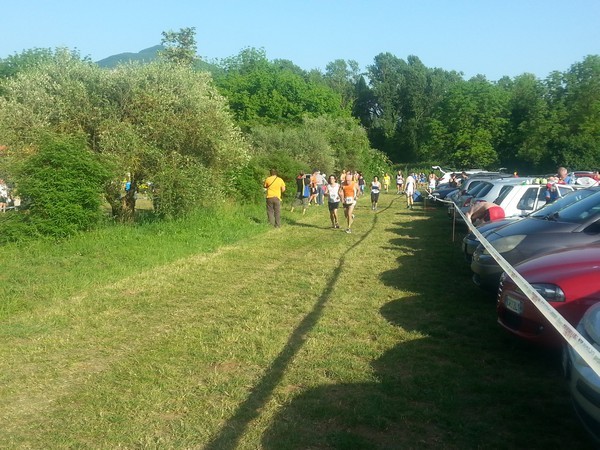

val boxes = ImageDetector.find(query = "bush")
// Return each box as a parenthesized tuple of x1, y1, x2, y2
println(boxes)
(5, 134, 110, 239)
(226, 163, 265, 205)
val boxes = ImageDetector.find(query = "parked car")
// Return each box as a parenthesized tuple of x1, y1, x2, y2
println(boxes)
(429, 183, 459, 202)
(497, 245, 600, 347)
(446, 179, 495, 212)
(430, 171, 510, 203)
(462, 188, 596, 262)
(494, 182, 576, 218)
(448, 178, 535, 218)
(564, 302, 600, 444)
(471, 187, 600, 290)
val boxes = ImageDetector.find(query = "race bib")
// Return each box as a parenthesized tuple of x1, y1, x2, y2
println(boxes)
(344, 196, 355, 205)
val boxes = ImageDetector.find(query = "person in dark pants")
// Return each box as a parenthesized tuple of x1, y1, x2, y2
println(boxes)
(264, 169, 286, 227)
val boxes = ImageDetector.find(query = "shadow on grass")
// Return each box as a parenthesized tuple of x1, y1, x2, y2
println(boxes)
(258, 209, 593, 449)
(204, 205, 382, 450)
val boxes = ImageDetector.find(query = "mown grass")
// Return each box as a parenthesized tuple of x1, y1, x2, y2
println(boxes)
(0, 195, 594, 449)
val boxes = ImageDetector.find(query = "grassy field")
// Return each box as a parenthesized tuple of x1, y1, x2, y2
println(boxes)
(0, 195, 594, 449)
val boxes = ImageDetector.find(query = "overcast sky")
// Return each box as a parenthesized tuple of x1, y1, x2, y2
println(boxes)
(2, 0, 599, 80)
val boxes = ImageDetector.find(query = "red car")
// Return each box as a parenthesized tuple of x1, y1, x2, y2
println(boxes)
(497, 245, 600, 347)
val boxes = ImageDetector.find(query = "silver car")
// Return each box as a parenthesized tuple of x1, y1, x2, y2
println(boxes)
(564, 303, 600, 444)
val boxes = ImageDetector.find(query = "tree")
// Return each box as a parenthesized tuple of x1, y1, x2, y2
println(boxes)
(499, 73, 553, 170)
(559, 55, 600, 169)
(214, 48, 345, 130)
(0, 48, 60, 80)
(423, 76, 509, 168)
(8, 133, 110, 239)
(159, 27, 199, 66)
(364, 53, 463, 162)
(0, 50, 249, 223)
(323, 59, 361, 110)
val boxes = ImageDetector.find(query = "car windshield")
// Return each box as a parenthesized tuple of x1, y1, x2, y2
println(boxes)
(542, 190, 600, 223)
(530, 188, 597, 219)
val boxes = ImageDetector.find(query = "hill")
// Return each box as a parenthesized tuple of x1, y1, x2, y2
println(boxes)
(95, 45, 219, 73)
(96, 45, 163, 68)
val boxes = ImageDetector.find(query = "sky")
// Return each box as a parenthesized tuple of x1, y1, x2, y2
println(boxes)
(1, 0, 599, 81)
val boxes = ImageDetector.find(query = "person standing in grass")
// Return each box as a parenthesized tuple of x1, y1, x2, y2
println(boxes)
(325, 174, 341, 228)
(290, 171, 308, 215)
(357, 172, 366, 197)
(264, 169, 286, 228)
(427, 172, 437, 194)
(370, 176, 381, 210)
(0, 179, 8, 212)
(340, 174, 358, 233)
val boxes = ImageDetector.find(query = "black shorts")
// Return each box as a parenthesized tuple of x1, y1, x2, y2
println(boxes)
(328, 201, 339, 211)
(371, 192, 380, 202)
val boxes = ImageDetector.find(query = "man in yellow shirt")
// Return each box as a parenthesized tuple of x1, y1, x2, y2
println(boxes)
(264, 169, 286, 228)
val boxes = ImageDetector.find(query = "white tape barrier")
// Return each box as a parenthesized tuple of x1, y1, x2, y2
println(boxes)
(431, 195, 600, 376)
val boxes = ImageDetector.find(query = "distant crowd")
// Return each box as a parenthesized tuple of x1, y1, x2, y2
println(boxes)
(263, 168, 428, 233)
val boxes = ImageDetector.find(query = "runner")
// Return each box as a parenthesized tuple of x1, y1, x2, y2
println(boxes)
(370, 176, 381, 210)
(396, 170, 404, 194)
(325, 175, 341, 228)
(404, 173, 416, 209)
(340, 174, 359, 233)
(382, 172, 391, 193)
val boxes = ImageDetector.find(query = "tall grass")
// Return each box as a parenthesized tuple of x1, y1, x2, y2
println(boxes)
(0, 203, 267, 319)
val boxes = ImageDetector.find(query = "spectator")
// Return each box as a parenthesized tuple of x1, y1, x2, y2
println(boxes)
(557, 167, 573, 184)
(466, 201, 505, 225)
(0, 179, 8, 213)
(263, 169, 286, 228)
(290, 171, 308, 215)
(427, 173, 437, 194)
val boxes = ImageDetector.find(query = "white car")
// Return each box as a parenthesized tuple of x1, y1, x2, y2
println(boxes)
(449, 179, 577, 220)
(448, 178, 533, 218)
(564, 302, 600, 444)
(494, 182, 576, 218)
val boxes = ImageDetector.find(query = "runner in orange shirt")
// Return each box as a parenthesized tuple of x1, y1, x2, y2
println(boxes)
(340, 174, 358, 233)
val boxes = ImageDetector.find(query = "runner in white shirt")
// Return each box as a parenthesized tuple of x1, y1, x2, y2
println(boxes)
(326, 175, 341, 229)
(404, 174, 416, 209)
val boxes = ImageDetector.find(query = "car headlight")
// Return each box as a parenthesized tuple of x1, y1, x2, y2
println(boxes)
(530, 283, 565, 302)
(483, 235, 527, 254)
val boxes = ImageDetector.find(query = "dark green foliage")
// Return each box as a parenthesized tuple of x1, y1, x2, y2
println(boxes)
(226, 163, 266, 205)
(6, 134, 110, 239)
(214, 48, 345, 130)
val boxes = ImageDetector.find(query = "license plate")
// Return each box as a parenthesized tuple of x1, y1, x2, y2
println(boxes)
(505, 295, 523, 315)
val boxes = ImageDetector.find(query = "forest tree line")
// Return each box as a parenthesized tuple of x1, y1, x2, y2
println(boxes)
(0, 27, 598, 239)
